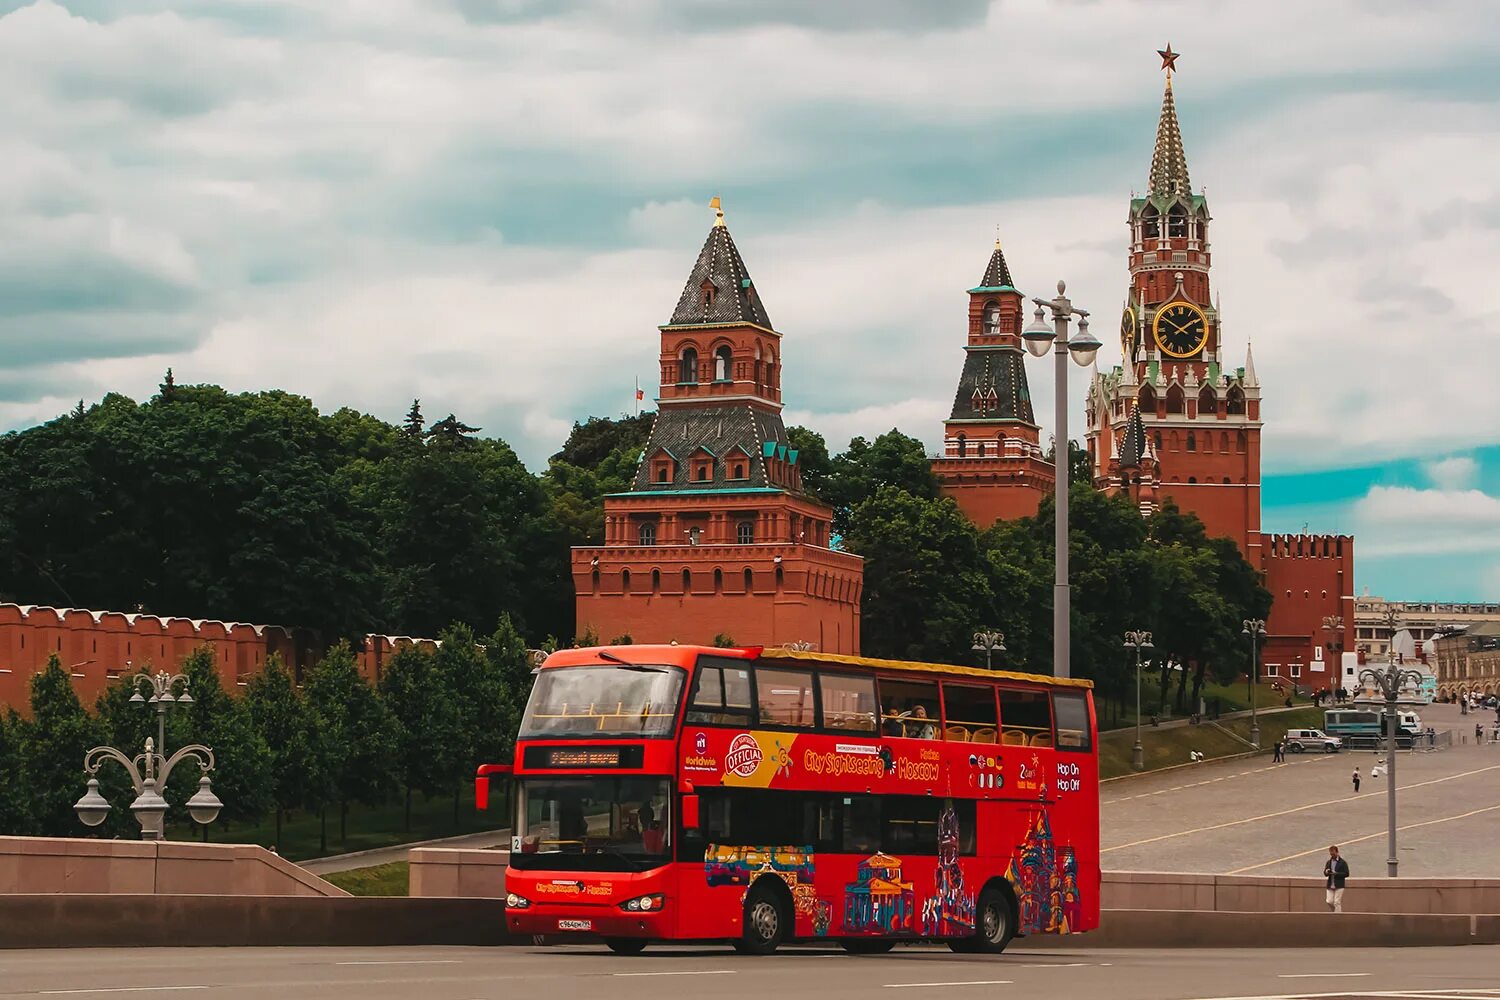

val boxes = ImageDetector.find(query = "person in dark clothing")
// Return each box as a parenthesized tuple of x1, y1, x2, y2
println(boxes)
(1324, 845, 1350, 913)
(1351, 767, 1361, 793)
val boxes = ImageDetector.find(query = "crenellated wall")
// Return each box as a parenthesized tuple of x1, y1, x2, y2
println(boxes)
(1260, 534, 1356, 688)
(0, 603, 437, 712)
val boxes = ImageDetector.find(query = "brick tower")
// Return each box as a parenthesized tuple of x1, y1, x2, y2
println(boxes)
(1085, 50, 1355, 681)
(573, 201, 863, 653)
(931, 240, 1055, 525)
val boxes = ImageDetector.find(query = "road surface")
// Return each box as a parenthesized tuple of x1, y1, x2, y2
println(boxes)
(0, 944, 1496, 999)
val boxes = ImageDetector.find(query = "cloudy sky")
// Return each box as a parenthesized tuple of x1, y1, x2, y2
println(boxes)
(2, 0, 1498, 601)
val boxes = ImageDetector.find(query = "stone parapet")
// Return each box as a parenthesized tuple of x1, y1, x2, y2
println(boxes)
(1104, 870, 1500, 915)
(408, 847, 508, 899)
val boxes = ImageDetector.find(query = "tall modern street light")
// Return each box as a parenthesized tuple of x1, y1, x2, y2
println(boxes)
(73, 736, 222, 840)
(971, 630, 1006, 671)
(1242, 619, 1267, 749)
(1357, 660, 1424, 877)
(1124, 631, 1153, 770)
(129, 670, 193, 754)
(1023, 280, 1102, 681)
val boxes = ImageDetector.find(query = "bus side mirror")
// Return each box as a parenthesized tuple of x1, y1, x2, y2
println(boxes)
(475, 763, 513, 811)
(681, 794, 700, 831)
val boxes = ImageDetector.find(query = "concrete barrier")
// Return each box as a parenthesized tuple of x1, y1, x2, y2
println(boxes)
(0, 894, 510, 948)
(0, 836, 346, 897)
(409, 847, 508, 899)
(1026, 909, 1487, 949)
(1103, 871, 1500, 915)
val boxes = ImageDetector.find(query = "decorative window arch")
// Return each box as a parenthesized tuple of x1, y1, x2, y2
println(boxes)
(737, 521, 755, 544)
(1237, 430, 1248, 453)
(1142, 204, 1161, 240)
(1166, 384, 1185, 414)
(1219, 432, 1228, 452)
(957, 433, 967, 458)
(1168, 203, 1188, 238)
(1138, 384, 1157, 411)
(743, 567, 754, 593)
(713, 345, 732, 381)
(1186, 432, 1196, 452)
(1227, 386, 1246, 415)
(982, 301, 1000, 335)
(638, 522, 656, 545)
(1154, 431, 1163, 452)
(682, 568, 692, 592)
(977, 440, 987, 457)
(1199, 386, 1217, 415)
(713, 568, 723, 592)
(621, 568, 631, 594)
(1188, 476, 1197, 483)
(651, 568, 661, 592)
(679, 347, 699, 384)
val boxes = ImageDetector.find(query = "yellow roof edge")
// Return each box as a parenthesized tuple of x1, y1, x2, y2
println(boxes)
(758, 648, 1094, 690)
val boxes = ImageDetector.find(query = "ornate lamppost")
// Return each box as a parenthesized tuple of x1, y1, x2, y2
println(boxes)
(1357, 660, 1425, 877)
(783, 640, 816, 652)
(1242, 619, 1267, 749)
(1124, 631, 1153, 770)
(74, 737, 222, 840)
(1023, 280, 1102, 680)
(1321, 615, 1345, 698)
(129, 670, 194, 754)
(971, 630, 1006, 671)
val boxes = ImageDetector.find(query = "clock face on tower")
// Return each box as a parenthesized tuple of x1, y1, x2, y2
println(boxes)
(1152, 301, 1209, 358)
(1120, 307, 1136, 358)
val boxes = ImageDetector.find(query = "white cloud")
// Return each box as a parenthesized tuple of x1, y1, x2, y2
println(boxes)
(1425, 456, 1478, 491)
(1351, 485, 1500, 557)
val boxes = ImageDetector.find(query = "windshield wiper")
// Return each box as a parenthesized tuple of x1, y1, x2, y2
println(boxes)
(596, 650, 668, 673)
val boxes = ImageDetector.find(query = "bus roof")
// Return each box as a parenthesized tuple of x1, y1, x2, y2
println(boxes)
(760, 647, 1093, 690)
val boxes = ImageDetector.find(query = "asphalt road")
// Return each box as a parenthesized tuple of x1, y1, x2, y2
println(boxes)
(1, 944, 1497, 999)
(1102, 703, 1500, 877)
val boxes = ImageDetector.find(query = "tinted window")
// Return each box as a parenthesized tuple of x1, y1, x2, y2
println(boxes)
(820, 673, 878, 733)
(880, 678, 941, 739)
(999, 688, 1053, 746)
(942, 684, 998, 743)
(685, 657, 755, 726)
(757, 667, 817, 728)
(883, 796, 938, 853)
(1052, 691, 1092, 752)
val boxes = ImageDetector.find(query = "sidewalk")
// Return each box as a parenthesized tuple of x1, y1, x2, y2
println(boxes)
(300, 826, 511, 876)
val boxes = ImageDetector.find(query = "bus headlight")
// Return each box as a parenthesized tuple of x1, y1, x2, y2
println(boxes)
(506, 892, 532, 909)
(620, 894, 664, 912)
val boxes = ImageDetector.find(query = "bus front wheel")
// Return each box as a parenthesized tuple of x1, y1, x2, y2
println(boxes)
(735, 882, 789, 955)
(605, 937, 648, 955)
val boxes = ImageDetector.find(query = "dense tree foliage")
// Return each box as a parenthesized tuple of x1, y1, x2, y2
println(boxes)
(244, 655, 323, 847)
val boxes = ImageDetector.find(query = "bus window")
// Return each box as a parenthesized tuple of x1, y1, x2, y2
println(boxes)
(819, 673, 878, 733)
(1052, 692, 1092, 751)
(883, 797, 939, 853)
(999, 688, 1053, 747)
(841, 795, 880, 854)
(756, 667, 817, 728)
(685, 657, 755, 726)
(880, 679, 941, 739)
(941, 683, 998, 743)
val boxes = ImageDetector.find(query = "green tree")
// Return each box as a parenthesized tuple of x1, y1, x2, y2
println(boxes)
(542, 413, 654, 552)
(379, 643, 461, 831)
(0, 708, 28, 834)
(18, 657, 101, 836)
(1043, 438, 1092, 486)
(842, 487, 995, 662)
(435, 623, 515, 820)
(551, 413, 654, 469)
(826, 430, 940, 534)
(180, 648, 273, 835)
(244, 655, 323, 850)
(304, 643, 398, 849)
(786, 426, 832, 499)
(402, 399, 425, 439)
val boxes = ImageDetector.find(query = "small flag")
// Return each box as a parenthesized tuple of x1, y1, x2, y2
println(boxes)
(635, 387, 644, 401)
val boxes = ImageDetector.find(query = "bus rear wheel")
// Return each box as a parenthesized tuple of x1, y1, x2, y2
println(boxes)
(605, 937, 648, 955)
(735, 882, 790, 955)
(839, 938, 895, 954)
(967, 887, 1014, 955)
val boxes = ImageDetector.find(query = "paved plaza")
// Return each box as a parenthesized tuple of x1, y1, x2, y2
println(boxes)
(1103, 704, 1500, 877)
(0, 945, 1496, 1000)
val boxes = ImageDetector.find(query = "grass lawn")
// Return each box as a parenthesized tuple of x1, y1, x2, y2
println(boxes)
(1098, 704, 1330, 779)
(169, 788, 510, 862)
(1098, 674, 1305, 732)
(325, 861, 409, 896)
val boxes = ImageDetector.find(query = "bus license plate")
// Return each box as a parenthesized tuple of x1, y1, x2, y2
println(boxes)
(558, 919, 592, 931)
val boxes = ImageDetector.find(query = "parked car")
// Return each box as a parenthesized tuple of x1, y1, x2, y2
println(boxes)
(1284, 728, 1343, 753)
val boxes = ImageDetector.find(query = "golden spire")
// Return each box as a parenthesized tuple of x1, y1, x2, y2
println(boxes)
(710, 195, 725, 227)
(994, 223, 1002, 250)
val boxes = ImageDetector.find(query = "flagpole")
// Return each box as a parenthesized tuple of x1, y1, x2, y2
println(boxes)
(634, 376, 639, 417)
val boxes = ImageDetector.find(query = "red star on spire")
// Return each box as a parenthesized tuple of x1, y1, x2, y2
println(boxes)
(1158, 43, 1180, 74)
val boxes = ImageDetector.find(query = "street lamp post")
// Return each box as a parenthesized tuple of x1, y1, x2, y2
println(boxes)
(971, 630, 1007, 671)
(1321, 615, 1345, 699)
(1242, 619, 1267, 749)
(74, 736, 222, 840)
(1124, 631, 1154, 771)
(783, 640, 816, 652)
(129, 670, 194, 755)
(1357, 660, 1424, 877)
(1023, 280, 1102, 681)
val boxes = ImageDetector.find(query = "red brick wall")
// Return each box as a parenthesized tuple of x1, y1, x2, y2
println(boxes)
(933, 457, 1053, 527)
(1260, 535, 1356, 690)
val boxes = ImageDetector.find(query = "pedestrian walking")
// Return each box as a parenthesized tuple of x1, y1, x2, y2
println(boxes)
(1477, 723, 1484, 744)
(1273, 740, 1284, 763)
(1324, 845, 1350, 913)
(1351, 767, 1361, 793)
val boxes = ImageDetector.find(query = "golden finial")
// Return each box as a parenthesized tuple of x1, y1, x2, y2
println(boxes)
(994, 223, 1002, 249)
(710, 195, 725, 227)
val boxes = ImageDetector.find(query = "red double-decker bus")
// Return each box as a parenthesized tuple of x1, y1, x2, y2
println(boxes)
(476, 644, 1098, 955)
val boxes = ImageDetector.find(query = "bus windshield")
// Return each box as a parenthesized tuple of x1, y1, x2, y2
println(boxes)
(512, 776, 671, 872)
(519, 664, 684, 739)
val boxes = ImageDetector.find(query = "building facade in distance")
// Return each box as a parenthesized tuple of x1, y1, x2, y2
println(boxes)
(572, 203, 863, 653)
(1432, 622, 1500, 700)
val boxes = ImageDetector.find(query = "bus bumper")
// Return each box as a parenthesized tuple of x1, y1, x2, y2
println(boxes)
(507, 906, 671, 938)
